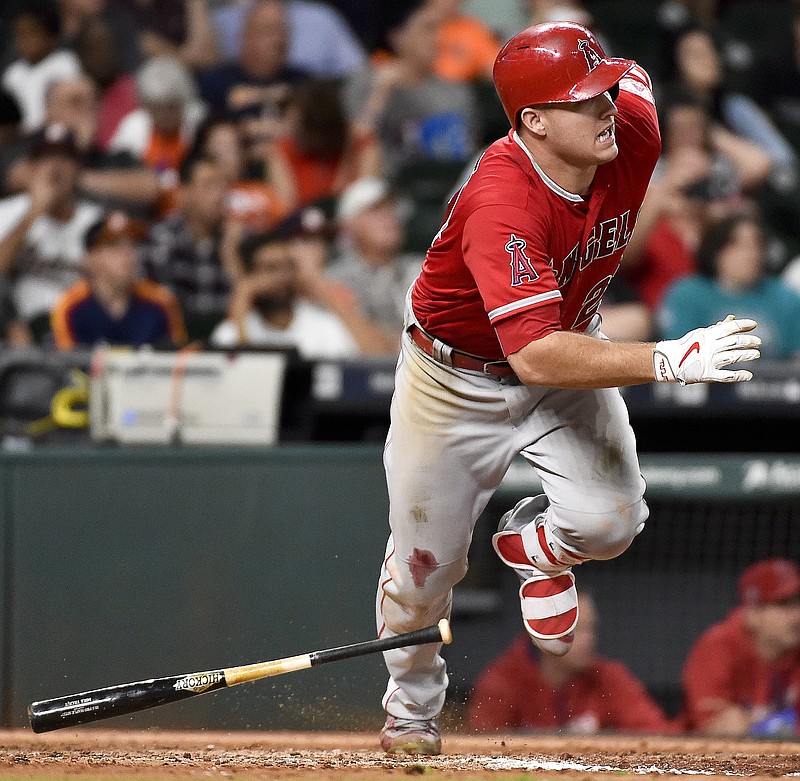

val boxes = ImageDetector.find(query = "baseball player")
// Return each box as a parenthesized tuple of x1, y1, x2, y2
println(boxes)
(377, 22, 761, 755)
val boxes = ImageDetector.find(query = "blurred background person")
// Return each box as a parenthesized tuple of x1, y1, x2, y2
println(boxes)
(196, 0, 308, 133)
(343, 0, 478, 178)
(109, 54, 206, 198)
(681, 558, 800, 738)
(2, 0, 81, 132)
(2, 75, 161, 215)
(209, 220, 359, 358)
(660, 23, 798, 191)
(468, 593, 674, 735)
(0, 124, 103, 340)
(212, 0, 366, 79)
(428, 0, 500, 83)
(265, 79, 380, 212)
(141, 153, 241, 342)
(620, 91, 770, 312)
(72, 16, 139, 151)
(192, 114, 287, 234)
(51, 210, 185, 349)
(657, 213, 800, 361)
(115, 0, 219, 70)
(327, 177, 422, 355)
(57, 0, 143, 75)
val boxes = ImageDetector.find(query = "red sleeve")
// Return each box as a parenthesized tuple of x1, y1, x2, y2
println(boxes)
(462, 202, 562, 352)
(598, 661, 677, 734)
(681, 623, 738, 731)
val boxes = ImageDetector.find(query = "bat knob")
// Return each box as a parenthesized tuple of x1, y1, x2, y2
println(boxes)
(438, 619, 452, 645)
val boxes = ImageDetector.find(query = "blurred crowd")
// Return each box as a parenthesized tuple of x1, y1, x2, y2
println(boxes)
(1, 0, 800, 359)
(468, 557, 800, 739)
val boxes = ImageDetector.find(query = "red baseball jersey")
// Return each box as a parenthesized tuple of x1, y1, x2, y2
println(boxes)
(681, 608, 800, 732)
(467, 634, 674, 734)
(412, 65, 661, 360)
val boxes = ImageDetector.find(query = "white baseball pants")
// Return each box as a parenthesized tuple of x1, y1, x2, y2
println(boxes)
(377, 316, 648, 721)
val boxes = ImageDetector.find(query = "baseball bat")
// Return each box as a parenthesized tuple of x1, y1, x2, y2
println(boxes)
(28, 619, 452, 733)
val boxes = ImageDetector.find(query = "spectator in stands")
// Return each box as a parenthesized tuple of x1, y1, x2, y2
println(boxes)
(209, 219, 360, 358)
(681, 558, 800, 738)
(2, 76, 161, 214)
(661, 24, 798, 190)
(468, 593, 674, 734)
(1, 0, 81, 132)
(620, 91, 770, 311)
(265, 80, 380, 211)
(141, 154, 241, 341)
(58, 0, 143, 75)
(0, 124, 102, 338)
(212, 0, 366, 78)
(51, 210, 186, 349)
(657, 213, 800, 360)
(72, 17, 140, 150)
(192, 115, 287, 234)
(327, 177, 422, 353)
(428, 0, 500, 83)
(0, 277, 32, 347)
(747, 2, 800, 152)
(114, 0, 219, 70)
(109, 55, 206, 187)
(196, 0, 308, 133)
(343, 1, 478, 177)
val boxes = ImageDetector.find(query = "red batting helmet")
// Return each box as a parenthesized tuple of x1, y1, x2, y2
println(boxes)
(493, 22, 635, 127)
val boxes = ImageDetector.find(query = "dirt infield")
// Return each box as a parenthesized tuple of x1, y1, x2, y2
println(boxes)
(0, 729, 798, 780)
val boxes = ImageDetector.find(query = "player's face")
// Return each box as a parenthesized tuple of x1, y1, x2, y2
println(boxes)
(536, 91, 619, 169)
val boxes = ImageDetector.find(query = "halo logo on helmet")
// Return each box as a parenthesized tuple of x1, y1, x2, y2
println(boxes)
(578, 39, 603, 72)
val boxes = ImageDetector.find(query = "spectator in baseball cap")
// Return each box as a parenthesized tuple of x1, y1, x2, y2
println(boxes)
(327, 177, 422, 354)
(680, 558, 800, 739)
(50, 211, 186, 350)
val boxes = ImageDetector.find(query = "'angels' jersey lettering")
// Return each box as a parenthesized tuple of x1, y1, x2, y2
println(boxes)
(412, 64, 660, 360)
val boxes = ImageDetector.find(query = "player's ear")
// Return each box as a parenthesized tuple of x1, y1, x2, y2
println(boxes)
(519, 106, 547, 137)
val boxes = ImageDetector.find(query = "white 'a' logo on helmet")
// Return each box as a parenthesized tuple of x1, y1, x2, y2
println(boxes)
(578, 39, 603, 72)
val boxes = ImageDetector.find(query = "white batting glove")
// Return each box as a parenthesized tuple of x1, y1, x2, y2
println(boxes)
(653, 315, 761, 385)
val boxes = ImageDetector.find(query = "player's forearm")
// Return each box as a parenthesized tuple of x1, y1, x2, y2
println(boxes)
(508, 330, 656, 389)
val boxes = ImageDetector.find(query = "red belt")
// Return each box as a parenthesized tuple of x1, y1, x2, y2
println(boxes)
(408, 324, 517, 378)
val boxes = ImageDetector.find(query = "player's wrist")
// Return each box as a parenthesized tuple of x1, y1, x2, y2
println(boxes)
(652, 343, 678, 383)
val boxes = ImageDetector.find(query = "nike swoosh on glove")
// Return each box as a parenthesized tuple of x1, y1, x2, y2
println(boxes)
(653, 315, 761, 384)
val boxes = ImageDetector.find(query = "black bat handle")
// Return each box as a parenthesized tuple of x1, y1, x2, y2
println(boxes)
(311, 620, 450, 666)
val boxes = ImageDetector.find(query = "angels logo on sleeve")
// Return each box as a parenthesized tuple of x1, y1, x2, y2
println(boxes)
(506, 234, 539, 287)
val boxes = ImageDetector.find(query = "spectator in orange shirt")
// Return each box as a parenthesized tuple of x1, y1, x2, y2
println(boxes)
(51, 210, 186, 349)
(681, 558, 800, 739)
(266, 79, 380, 211)
(468, 593, 674, 734)
(429, 0, 500, 82)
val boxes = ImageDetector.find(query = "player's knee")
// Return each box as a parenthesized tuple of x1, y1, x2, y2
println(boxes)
(559, 496, 649, 561)
(381, 556, 466, 634)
